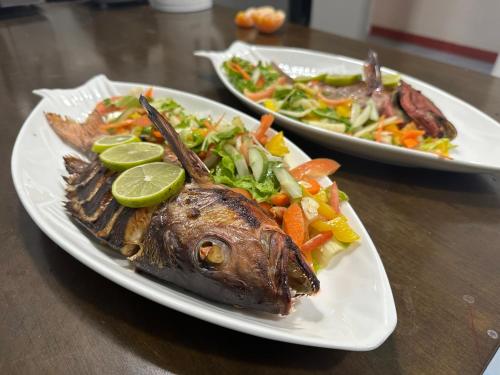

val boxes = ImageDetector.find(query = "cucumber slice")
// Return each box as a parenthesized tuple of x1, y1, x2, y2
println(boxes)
(248, 147, 268, 182)
(223, 144, 250, 177)
(272, 166, 302, 199)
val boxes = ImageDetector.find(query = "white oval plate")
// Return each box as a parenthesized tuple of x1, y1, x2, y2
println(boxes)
(195, 41, 500, 173)
(11, 75, 396, 351)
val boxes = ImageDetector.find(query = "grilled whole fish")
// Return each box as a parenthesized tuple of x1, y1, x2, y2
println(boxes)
(46, 97, 319, 315)
(320, 50, 457, 139)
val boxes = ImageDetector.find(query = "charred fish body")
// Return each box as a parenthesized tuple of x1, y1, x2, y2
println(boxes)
(47, 96, 319, 315)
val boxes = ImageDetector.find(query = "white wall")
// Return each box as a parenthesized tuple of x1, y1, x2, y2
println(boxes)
(372, 0, 500, 52)
(310, 0, 373, 40)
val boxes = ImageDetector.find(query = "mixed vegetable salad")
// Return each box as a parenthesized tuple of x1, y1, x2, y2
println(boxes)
(95, 89, 360, 272)
(222, 57, 455, 158)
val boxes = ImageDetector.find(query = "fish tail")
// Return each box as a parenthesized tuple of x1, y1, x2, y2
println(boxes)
(139, 95, 212, 184)
(45, 110, 105, 154)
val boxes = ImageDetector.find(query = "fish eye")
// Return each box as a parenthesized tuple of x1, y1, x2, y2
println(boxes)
(197, 238, 229, 268)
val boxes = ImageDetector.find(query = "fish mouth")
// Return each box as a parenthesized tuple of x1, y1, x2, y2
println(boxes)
(262, 228, 320, 311)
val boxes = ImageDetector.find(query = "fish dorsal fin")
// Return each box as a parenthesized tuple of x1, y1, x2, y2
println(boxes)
(364, 49, 382, 94)
(140, 96, 212, 184)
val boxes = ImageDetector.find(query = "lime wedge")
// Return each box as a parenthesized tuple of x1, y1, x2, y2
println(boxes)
(382, 74, 401, 88)
(112, 162, 185, 208)
(91, 134, 140, 154)
(100, 142, 164, 172)
(294, 73, 327, 83)
(324, 74, 362, 86)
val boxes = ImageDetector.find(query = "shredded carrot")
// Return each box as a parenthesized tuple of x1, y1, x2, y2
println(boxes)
(283, 203, 306, 247)
(144, 87, 153, 98)
(403, 138, 419, 148)
(134, 116, 152, 127)
(228, 62, 251, 80)
(270, 192, 290, 206)
(214, 113, 225, 127)
(152, 130, 163, 140)
(256, 75, 265, 88)
(230, 187, 252, 199)
(96, 102, 108, 115)
(203, 120, 216, 131)
(255, 113, 274, 144)
(401, 130, 425, 139)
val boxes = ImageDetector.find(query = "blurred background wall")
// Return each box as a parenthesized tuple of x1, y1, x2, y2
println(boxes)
(371, 0, 500, 58)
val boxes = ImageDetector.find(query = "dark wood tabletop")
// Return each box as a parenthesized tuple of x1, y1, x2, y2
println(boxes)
(1, 2, 499, 374)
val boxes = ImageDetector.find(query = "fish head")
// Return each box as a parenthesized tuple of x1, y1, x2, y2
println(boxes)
(134, 186, 319, 315)
(136, 96, 319, 314)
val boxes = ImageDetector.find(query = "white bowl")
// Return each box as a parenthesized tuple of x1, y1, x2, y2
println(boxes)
(149, 0, 212, 13)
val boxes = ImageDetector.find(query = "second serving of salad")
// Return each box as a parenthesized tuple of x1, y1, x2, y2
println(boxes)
(222, 50, 457, 158)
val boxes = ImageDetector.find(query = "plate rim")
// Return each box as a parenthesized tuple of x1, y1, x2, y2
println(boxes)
(197, 41, 500, 173)
(11, 75, 397, 351)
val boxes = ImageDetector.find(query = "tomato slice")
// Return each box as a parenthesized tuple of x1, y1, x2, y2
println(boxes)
(290, 159, 340, 180)
(301, 232, 333, 254)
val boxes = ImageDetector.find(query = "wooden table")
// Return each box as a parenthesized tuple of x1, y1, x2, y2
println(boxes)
(1, 3, 499, 374)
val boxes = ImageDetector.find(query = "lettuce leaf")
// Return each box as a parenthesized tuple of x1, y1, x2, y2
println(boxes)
(212, 147, 279, 202)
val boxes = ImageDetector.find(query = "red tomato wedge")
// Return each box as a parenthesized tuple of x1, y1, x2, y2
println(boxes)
(301, 232, 333, 256)
(329, 181, 340, 214)
(290, 159, 340, 180)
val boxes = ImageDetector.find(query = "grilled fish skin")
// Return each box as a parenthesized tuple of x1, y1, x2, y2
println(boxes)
(398, 81, 457, 139)
(52, 96, 320, 315)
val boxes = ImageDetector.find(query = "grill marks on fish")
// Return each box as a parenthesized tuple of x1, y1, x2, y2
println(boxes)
(63, 156, 153, 256)
(207, 187, 260, 229)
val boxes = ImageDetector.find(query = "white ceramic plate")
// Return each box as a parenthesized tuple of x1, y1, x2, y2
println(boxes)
(195, 41, 500, 173)
(11, 75, 396, 350)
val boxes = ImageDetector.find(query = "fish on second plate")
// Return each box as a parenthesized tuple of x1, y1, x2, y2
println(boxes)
(46, 95, 321, 315)
(221, 49, 457, 158)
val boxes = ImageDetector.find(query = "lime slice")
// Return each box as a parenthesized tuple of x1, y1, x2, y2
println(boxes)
(112, 162, 185, 208)
(324, 74, 362, 86)
(294, 73, 326, 83)
(382, 74, 401, 88)
(91, 134, 140, 154)
(99, 142, 164, 172)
